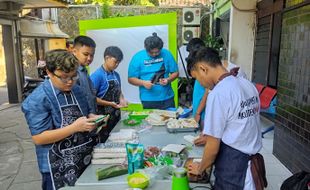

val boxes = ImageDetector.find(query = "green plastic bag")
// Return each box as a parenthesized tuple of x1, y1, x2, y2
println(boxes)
(126, 143, 144, 174)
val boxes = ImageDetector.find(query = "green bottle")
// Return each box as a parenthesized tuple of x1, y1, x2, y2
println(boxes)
(172, 167, 190, 190)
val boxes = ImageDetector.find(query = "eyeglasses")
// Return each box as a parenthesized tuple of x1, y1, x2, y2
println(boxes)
(53, 72, 79, 83)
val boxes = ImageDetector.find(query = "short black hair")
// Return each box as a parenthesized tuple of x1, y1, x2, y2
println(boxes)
(144, 32, 163, 52)
(45, 49, 79, 73)
(186, 47, 221, 76)
(73, 35, 96, 48)
(186, 38, 205, 52)
(104, 46, 123, 62)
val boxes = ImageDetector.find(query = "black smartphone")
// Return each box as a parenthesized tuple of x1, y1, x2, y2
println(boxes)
(151, 71, 165, 84)
(151, 64, 166, 84)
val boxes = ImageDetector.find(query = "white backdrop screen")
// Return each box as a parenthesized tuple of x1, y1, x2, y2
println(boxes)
(87, 25, 169, 103)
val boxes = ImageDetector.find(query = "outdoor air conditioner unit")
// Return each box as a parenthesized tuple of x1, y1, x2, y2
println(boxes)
(182, 8, 201, 26)
(182, 27, 200, 44)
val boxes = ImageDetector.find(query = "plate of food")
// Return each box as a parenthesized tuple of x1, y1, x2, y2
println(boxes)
(145, 113, 168, 126)
(167, 107, 193, 118)
(129, 111, 149, 120)
(123, 118, 142, 126)
(166, 118, 199, 133)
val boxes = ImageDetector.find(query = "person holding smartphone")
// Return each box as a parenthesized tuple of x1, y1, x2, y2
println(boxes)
(91, 46, 127, 142)
(22, 49, 106, 190)
(128, 33, 179, 109)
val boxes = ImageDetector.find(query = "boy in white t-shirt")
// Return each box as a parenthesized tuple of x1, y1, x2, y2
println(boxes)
(187, 47, 263, 190)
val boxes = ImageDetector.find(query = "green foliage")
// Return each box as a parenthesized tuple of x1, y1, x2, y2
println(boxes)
(74, 0, 155, 6)
(112, 11, 134, 17)
(101, 2, 135, 18)
(204, 35, 223, 51)
(74, 0, 90, 4)
(101, 1, 111, 18)
(149, 0, 159, 6)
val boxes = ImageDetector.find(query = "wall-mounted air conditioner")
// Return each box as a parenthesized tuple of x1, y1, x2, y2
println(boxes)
(182, 27, 200, 44)
(182, 8, 201, 26)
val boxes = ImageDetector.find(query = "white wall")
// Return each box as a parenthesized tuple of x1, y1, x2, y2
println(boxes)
(228, 0, 257, 80)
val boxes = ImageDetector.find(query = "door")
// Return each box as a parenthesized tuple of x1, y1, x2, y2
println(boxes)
(252, 0, 284, 88)
(0, 18, 23, 103)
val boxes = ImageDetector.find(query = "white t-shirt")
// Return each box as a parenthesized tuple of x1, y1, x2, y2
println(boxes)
(227, 62, 248, 79)
(177, 45, 189, 78)
(203, 75, 262, 190)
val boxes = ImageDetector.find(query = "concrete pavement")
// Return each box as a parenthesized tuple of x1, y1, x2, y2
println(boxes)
(0, 105, 41, 190)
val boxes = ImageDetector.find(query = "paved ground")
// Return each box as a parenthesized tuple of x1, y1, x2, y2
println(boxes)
(0, 105, 292, 190)
(0, 105, 41, 190)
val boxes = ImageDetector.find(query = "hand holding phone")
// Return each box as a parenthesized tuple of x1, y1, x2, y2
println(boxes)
(92, 115, 109, 134)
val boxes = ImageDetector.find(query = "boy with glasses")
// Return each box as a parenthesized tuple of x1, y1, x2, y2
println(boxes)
(22, 49, 105, 190)
(91, 46, 127, 142)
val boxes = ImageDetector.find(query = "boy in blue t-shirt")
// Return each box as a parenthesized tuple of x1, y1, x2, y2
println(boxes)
(128, 33, 179, 109)
(186, 38, 208, 128)
(91, 46, 127, 142)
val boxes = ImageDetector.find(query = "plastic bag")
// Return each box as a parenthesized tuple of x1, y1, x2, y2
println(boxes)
(281, 171, 310, 190)
(126, 143, 144, 174)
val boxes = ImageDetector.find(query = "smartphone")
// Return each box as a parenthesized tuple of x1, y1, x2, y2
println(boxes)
(151, 70, 165, 84)
(92, 115, 109, 134)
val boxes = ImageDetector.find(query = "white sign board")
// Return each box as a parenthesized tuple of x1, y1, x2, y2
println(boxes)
(87, 25, 169, 103)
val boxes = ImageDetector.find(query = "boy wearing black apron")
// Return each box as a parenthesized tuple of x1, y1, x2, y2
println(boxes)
(22, 50, 106, 190)
(91, 46, 128, 142)
(187, 47, 263, 190)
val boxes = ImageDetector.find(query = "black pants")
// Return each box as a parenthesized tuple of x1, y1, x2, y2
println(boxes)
(142, 97, 175, 109)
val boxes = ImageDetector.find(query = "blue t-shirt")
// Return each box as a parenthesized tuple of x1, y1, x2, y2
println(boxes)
(90, 66, 121, 98)
(22, 80, 91, 173)
(192, 80, 206, 121)
(128, 48, 178, 101)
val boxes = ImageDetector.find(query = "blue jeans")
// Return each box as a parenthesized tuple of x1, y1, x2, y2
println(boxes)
(41, 172, 53, 190)
(142, 97, 175, 109)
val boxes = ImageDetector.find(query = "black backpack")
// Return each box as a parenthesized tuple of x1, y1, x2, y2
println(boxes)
(281, 171, 310, 190)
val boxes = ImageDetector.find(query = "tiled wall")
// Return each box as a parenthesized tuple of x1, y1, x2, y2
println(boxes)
(273, 4, 310, 173)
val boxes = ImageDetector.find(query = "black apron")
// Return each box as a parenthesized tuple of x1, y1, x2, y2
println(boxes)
(48, 82, 98, 190)
(213, 142, 250, 190)
(97, 71, 121, 142)
(213, 72, 250, 190)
